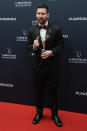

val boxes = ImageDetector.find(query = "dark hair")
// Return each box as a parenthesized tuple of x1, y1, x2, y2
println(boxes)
(36, 3, 49, 13)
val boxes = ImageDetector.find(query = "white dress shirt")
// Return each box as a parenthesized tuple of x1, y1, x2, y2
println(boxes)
(39, 21, 48, 42)
(33, 21, 48, 50)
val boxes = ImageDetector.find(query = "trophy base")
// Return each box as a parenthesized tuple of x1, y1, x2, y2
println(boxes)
(41, 49, 45, 53)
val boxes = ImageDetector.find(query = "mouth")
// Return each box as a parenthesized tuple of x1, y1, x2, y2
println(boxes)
(38, 18, 45, 22)
(38, 18, 43, 21)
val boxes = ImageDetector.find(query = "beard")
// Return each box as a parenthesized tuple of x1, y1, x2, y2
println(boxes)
(38, 19, 47, 25)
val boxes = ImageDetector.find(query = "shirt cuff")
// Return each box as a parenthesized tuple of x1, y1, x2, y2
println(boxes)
(33, 45, 37, 50)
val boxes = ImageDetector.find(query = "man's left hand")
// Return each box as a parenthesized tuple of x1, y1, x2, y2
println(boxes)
(41, 50, 53, 60)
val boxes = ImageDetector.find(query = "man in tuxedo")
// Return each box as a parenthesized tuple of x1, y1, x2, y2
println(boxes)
(27, 3, 64, 127)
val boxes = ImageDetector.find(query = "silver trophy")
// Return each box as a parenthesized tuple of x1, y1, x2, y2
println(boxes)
(40, 30, 47, 53)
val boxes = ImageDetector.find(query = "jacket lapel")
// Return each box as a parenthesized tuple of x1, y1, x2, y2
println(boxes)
(46, 24, 52, 44)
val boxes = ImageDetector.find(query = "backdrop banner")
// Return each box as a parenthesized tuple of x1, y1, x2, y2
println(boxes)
(0, 0, 87, 114)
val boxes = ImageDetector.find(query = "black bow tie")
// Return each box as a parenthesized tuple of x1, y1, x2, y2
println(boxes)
(39, 25, 47, 30)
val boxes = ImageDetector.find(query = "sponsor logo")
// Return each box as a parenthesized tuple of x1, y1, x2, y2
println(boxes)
(0, 83, 14, 88)
(31, 53, 35, 56)
(15, 1, 32, 7)
(16, 29, 27, 42)
(63, 34, 69, 39)
(0, 17, 16, 21)
(2, 48, 16, 60)
(69, 50, 87, 64)
(69, 17, 87, 21)
(75, 91, 87, 96)
(32, 20, 38, 25)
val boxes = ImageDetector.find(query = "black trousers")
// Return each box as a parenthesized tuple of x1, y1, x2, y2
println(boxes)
(34, 62, 60, 111)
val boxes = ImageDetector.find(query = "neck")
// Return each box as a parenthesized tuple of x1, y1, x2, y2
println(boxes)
(41, 24, 46, 26)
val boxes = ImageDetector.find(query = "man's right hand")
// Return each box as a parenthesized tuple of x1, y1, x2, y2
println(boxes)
(33, 36, 39, 49)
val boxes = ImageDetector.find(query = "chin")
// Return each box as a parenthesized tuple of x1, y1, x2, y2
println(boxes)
(39, 21, 46, 24)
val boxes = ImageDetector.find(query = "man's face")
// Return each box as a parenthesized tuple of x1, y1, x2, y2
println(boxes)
(36, 8, 50, 25)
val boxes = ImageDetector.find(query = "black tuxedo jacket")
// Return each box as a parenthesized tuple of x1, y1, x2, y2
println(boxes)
(27, 23, 64, 72)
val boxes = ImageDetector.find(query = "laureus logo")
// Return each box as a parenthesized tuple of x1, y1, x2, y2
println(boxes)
(16, 29, 27, 42)
(22, 30, 27, 37)
(15, 1, 32, 7)
(69, 50, 87, 64)
(2, 48, 16, 60)
(76, 51, 82, 58)
(7, 48, 12, 54)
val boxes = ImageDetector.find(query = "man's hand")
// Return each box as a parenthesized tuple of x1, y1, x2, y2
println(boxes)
(33, 36, 39, 49)
(41, 50, 53, 60)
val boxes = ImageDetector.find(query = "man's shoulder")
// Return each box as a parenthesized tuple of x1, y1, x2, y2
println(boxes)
(49, 23, 61, 30)
(27, 25, 38, 35)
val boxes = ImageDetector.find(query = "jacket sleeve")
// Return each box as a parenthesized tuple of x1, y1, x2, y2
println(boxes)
(52, 27, 64, 56)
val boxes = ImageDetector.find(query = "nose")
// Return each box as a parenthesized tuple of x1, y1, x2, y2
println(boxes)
(39, 14, 42, 17)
